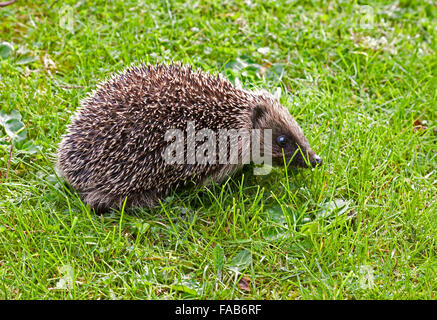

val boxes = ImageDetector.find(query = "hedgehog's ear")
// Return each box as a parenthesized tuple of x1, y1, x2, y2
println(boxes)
(251, 104, 267, 127)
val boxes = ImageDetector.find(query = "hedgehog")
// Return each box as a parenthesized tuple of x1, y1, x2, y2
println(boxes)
(57, 63, 322, 212)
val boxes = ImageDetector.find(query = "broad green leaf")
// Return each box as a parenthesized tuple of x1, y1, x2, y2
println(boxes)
(0, 110, 27, 144)
(171, 284, 197, 295)
(266, 63, 285, 81)
(212, 244, 225, 276)
(4, 118, 27, 143)
(171, 275, 200, 296)
(16, 56, 38, 65)
(16, 140, 41, 154)
(228, 249, 252, 272)
(300, 221, 320, 235)
(0, 42, 13, 59)
(265, 204, 287, 224)
(0, 109, 22, 123)
(262, 226, 287, 241)
(318, 199, 351, 218)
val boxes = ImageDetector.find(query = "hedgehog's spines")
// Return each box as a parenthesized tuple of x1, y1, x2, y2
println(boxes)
(57, 62, 316, 212)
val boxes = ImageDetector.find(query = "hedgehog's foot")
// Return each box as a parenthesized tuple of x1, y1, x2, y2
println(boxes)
(80, 188, 163, 213)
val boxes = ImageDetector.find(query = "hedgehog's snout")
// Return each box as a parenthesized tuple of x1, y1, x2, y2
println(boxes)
(310, 154, 323, 167)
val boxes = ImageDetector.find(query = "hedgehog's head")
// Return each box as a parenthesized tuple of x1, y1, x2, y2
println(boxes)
(251, 94, 322, 168)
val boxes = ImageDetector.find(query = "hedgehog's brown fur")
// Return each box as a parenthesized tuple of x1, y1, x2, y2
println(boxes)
(57, 63, 320, 212)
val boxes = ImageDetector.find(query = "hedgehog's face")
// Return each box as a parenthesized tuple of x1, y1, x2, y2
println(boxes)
(270, 130, 321, 167)
(251, 101, 322, 168)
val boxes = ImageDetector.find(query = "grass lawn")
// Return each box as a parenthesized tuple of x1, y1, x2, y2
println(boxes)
(0, 0, 436, 299)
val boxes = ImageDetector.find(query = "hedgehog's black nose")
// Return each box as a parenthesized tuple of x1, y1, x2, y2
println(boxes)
(311, 154, 323, 167)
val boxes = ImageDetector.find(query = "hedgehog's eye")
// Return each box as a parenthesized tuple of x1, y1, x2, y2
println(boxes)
(277, 135, 288, 148)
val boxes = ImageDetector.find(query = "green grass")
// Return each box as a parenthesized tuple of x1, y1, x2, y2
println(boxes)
(0, 0, 436, 299)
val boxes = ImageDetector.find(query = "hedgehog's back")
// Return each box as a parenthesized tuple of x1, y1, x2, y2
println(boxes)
(57, 63, 256, 211)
